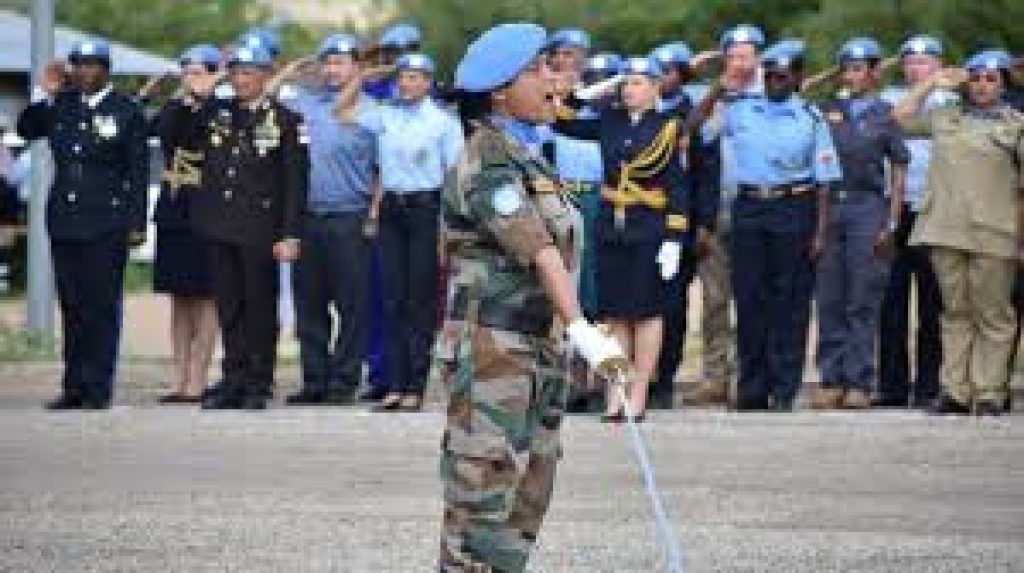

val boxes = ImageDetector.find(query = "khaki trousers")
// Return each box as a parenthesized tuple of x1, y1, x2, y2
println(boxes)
(930, 247, 1016, 404)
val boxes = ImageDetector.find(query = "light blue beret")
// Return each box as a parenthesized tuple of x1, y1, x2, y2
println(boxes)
(900, 35, 942, 57)
(585, 52, 622, 74)
(179, 44, 220, 68)
(965, 49, 1012, 72)
(619, 56, 663, 78)
(837, 37, 882, 64)
(762, 39, 806, 69)
(228, 45, 273, 69)
(381, 24, 422, 49)
(455, 23, 548, 93)
(651, 42, 693, 67)
(720, 25, 765, 51)
(548, 28, 591, 51)
(70, 38, 111, 62)
(239, 28, 280, 57)
(397, 53, 435, 74)
(318, 33, 359, 58)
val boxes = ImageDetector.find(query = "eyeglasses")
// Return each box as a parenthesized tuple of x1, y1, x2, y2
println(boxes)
(968, 72, 1002, 84)
(763, 71, 792, 81)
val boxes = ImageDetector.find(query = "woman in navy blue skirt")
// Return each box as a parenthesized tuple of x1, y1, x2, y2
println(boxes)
(554, 56, 695, 420)
(152, 45, 221, 403)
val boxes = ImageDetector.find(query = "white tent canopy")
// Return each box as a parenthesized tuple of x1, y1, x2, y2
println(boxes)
(0, 9, 175, 76)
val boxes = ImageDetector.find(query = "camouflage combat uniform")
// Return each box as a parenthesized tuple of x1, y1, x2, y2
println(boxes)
(433, 120, 581, 572)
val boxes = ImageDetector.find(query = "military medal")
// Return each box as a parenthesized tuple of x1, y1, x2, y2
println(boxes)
(94, 115, 118, 138)
(252, 109, 281, 157)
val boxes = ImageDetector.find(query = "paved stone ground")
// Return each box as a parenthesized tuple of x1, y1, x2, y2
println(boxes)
(0, 362, 1022, 572)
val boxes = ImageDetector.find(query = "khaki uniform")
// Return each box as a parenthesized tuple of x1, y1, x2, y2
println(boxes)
(433, 122, 581, 572)
(698, 225, 736, 386)
(909, 104, 1024, 404)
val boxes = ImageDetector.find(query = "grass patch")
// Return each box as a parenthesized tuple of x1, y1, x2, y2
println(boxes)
(0, 323, 56, 362)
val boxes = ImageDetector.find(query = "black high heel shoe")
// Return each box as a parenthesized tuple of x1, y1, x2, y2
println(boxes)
(600, 410, 625, 423)
(372, 393, 403, 412)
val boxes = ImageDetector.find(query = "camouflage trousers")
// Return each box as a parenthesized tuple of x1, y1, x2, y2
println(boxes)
(437, 325, 568, 572)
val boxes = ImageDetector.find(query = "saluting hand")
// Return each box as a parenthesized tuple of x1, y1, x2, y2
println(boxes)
(41, 59, 69, 97)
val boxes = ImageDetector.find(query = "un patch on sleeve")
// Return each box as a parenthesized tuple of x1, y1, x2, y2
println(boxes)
(491, 183, 524, 216)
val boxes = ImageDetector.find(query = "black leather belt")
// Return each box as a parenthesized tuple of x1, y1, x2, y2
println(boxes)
(738, 182, 816, 200)
(383, 190, 441, 208)
(449, 286, 553, 337)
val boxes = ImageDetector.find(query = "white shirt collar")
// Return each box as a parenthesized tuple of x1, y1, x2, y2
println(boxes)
(83, 84, 113, 109)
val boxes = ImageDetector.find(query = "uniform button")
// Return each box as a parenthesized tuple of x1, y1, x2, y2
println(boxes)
(261, 199, 271, 209)
(224, 190, 233, 199)
(231, 147, 240, 156)
(67, 193, 76, 202)
(111, 198, 120, 207)
(79, 122, 89, 130)
(73, 144, 82, 154)
(227, 168, 237, 178)
(625, 139, 632, 146)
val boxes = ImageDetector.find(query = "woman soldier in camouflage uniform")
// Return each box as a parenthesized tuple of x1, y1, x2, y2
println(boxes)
(433, 23, 626, 572)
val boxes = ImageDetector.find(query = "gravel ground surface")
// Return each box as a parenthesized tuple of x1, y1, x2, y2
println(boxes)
(0, 363, 1021, 572)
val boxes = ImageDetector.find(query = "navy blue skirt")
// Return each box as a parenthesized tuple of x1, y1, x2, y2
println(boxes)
(153, 227, 215, 296)
(594, 238, 670, 320)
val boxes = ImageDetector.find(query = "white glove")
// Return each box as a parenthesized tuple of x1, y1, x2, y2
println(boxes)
(574, 74, 624, 101)
(566, 319, 627, 372)
(656, 241, 681, 281)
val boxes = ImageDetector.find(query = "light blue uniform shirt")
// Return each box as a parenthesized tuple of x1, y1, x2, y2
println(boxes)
(491, 115, 545, 157)
(285, 88, 382, 214)
(723, 94, 843, 186)
(552, 108, 603, 183)
(880, 86, 958, 211)
(378, 98, 464, 194)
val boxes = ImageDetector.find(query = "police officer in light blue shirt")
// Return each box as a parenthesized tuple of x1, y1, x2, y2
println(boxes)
(283, 33, 383, 405)
(374, 53, 464, 411)
(814, 38, 910, 410)
(875, 34, 950, 408)
(708, 39, 842, 411)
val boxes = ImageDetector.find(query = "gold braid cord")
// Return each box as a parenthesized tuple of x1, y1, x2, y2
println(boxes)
(605, 119, 680, 227)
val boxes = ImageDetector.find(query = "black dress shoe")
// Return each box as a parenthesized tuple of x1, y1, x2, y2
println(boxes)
(929, 395, 971, 416)
(975, 400, 1004, 417)
(600, 410, 625, 423)
(81, 398, 111, 410)
(324, 388, 356, 405)
(647, 393, 674, 411)
(45, 395, 82, 410)
(201, 392, 244, 410)
(159, 393, 202, 404)
(872, 396, 909, 408)
(286, 390, 327, 405)
(733, 400, 771, 412)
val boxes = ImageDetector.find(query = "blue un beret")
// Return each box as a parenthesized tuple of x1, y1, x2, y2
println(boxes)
(69, 38, 111, 63)
(619, 56, 663, 79)
(228, 45, 273, 69)
(965, 49, 1012, 72)
(548, 28, 591, 51)
(762, 39, 806, 70)
(380, 24, 422, 49)
(318, 33, 359, 58)
(837, 37, 882, 64)
(455, 23, 548, 93)
(397, 53, 436, 74)
(179, 44, 221, 69)
(585, 52, 623, 74)
(900, 35, 942, 58)
(720, 25, 765, 51)
(651, 42, 693, 67)
(239, 28, 280, 57)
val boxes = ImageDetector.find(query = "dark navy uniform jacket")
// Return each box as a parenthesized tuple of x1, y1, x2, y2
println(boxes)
(152, 98, 207, 231)
(819, 97, 910, 197)
(554, 107, 706, 245)
(17, 88, 149, 241)
(188, 96, 308, 248)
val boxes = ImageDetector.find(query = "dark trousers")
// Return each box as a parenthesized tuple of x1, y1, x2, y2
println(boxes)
(293, 213, 369, 393)
(815, 197, 890, 391)
(731, 196, 817, 408)
(51, 231, 128, 403)
(878, 206, 941, 405)
(379, 192, 441, 396)
(651, 254, 697, 403)
(211, 241, 279, 396)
